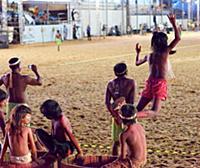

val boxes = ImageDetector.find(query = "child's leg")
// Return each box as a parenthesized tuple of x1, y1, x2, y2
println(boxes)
(112, 141, 120, 156)
(151, 97, 162, 113)
(136, 96, 152, 112)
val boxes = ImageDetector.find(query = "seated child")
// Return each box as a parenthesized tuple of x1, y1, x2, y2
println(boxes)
(0, 104, 37, 166)
(102, 104, 147, 168)
(0, 89, 7, 137)
(35, 99, 83, 159)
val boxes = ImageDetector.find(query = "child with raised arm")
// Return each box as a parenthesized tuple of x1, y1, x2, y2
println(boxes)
(0, 89, 7, 137)
(102, 104, 147, 168)
(135, 14, 181, 119)
(0, 105, 37, 166)
(35, 99, 83, 159)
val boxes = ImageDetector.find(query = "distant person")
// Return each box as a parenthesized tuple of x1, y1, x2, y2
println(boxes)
(115, 25, 121, 36)
(102, 24, 107, 39)
(87, 25, 92, 41)
(36, 99, 83, 159)
(127, 25, 132, 35)
(0, 105, 37, 166)
(105, 63, 136, 155)
(55, 30, 62, 51)
(102, 104, 147, 168)
(71, 9, 76, 21)
(134, 14, 181, 119)
(63, 25, 68, 40)
(73, 24, 77, 39)
(153, 15, 157, 30)
(0, 89, 7, 137)
(0, 57, 42, 119)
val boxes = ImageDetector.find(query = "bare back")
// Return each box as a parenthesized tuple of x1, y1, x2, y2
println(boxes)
(106, 77, 135, 104)
(1, 73, 39, 103)
(52, 115, 72, 143)
(122, 124, 147, 162)
(148, 51, 168, 79)
(8, 127, 32, 156)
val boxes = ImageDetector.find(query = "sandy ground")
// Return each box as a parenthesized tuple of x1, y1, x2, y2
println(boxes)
(0, 32, 200, 168)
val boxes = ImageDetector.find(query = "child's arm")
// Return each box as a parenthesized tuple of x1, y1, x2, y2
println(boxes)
(0, 134, 9, 164)
(0, 113, 5, 137)
(105, 84, 117, 117)
(28, 128, 37, 161)
(63, 121, 82, 156)
(167, 14, 181, 52)
(135, 43, 148, 66)
(119, 133, 126, 160)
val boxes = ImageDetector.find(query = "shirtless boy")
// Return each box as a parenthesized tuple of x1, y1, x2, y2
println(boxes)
(0, 89, 7, 137)
(36, 99, 83, 159)
(102, 104, 147, 168)
(135, 14, 181, 118)
(0, 105, 37, 166)
(0, 57, 42, 119)
(105, 62, 136, 155)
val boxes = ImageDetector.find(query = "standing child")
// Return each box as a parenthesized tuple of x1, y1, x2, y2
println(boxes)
(55, 30, 62, 51)
(102, 104, 147, 168)
(105, 63, 136, 155)
(0, 105, 37, 166)
(36, 99, 83, 159)
(0, 89, 7, 137)
(134, 14, 181, 119)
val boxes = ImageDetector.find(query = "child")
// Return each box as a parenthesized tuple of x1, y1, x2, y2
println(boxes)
(135, 14, 181, 118)
(35, 99, 83, 159)
(55, 30, 62, 51)
(102, 104, 147, 168)
(0, 89, 7, 137)
(0, 57, 42, 120)
(0, 105, 37, 166)
(105, 63, 136, 155)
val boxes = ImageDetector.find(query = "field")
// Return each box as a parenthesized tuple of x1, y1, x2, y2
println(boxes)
(0, 32, 200, 167)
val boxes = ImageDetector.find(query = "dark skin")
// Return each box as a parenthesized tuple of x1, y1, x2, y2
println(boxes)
(119, 122, 147, 166)
(105, 74, 136, 155)
(51, 114, 83, 157)
(105, 75, 136, 118)
(135, 14, 181, 118)
(0, 64, 42, 103)
(0, 114, 37, 164)
(0, 99, 6, 137)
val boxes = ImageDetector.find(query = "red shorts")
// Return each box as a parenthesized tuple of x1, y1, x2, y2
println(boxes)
(142, 78, 167, 101)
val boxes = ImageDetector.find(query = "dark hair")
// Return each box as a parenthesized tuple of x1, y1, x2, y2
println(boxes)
(8, 57, 20, 71)
(0, 89, 7, 102)
(121, 104, 137, 125)
(9, 105, 31, 136)
(40, 99, 62, 120)
(57, 30, 60, 33)
(114, 63, 127, 77)
(151, 32, 168, 53)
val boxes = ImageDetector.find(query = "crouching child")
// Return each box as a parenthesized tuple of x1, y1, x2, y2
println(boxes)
(36, 99, 83, 159)
(102, 104, 147, 168)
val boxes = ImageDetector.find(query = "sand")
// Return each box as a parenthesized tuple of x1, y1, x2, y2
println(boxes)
(0, 32, 200, 168)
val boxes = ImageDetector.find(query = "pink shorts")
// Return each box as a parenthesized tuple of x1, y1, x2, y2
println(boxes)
(142, 78, 167, 101)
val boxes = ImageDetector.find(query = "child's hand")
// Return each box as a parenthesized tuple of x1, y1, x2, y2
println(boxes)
(115, 115, 122, 125)
(167, 14, 176, 25)
(31, 64, 38, 73)
(135, 43, 141, 54)
(75, 152, 83, 159)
